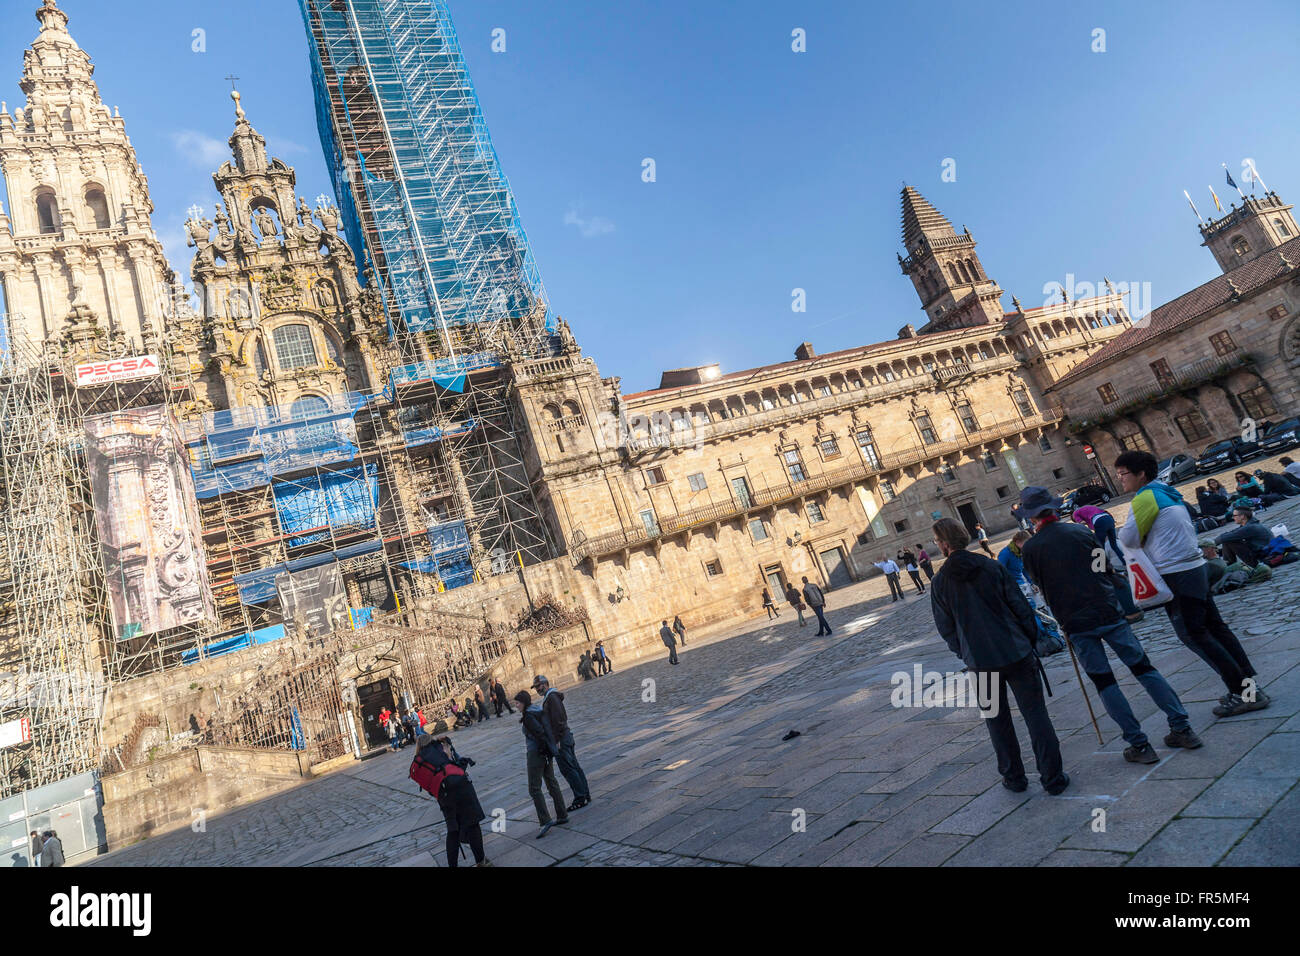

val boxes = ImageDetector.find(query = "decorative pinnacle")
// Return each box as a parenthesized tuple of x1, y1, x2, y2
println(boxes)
(231, 89, 245, 121)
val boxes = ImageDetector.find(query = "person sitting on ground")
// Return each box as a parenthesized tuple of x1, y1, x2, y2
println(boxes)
(1198, 538, 1229, 590)
(1196, 484, 1231, 520)
(1234, 471, 1265, 499)
(1280, 456, 1300, 488)
(1255, 469, 1298, 499)
(1215, 505, 1272, 567)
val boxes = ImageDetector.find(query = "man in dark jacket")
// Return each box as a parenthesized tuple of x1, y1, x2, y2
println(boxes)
(514, 690, 569, 838)
(532, 675, 591, 811)
(1018, 486, 1201, 763)
(801, 576, 833, 636)
(491, 678, 513, 717)
(1216, 506, 1272, 566)
(785, 582, 807, 626)
(1196, 485, 1232, 519)
(929, 517, 1068, 795)
(659, 621, 679, 664)
(1255, 470, 1297, 499)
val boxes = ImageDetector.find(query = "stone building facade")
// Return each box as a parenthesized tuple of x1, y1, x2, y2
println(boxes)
(1046, 193, 1300, 464)
(504, 188, 1131, 622)
(0, 0, 173, 356)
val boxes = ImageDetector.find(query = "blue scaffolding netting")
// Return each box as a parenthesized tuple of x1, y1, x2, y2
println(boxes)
(180, 623, 286, 664)
(299, 0, 548, 342)
(233, 539, 384, 605)
(185, 394, 373, 498)
(400, 518, 473, 588)
(272, 461, 380, 547)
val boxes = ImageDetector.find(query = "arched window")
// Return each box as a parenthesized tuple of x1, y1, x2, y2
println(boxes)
(36, 190, 59, 234)
(947, 263, 961, 283)
(291, 394, 332, 444)
(1231, 235, 1250, 257)
(273, 324, 318, 370)
(85, 188, 110, 229)
(965, 258, 980, 280)
(959, 261, 973, 283)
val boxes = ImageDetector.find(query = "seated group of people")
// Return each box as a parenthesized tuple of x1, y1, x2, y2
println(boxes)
(1195, 463, 1300, 523)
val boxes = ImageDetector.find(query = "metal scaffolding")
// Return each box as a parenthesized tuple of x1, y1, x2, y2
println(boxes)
(0, 319, 102, 797)
(300, 0, 559, 578)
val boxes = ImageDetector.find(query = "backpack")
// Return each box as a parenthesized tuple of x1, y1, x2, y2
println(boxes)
(409, 742, 466, 799)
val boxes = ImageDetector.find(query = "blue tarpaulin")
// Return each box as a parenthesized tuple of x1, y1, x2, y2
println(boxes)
(180, 623, 287, 664)
(233, 539, 383, 604)
(272, 462, 379, 547)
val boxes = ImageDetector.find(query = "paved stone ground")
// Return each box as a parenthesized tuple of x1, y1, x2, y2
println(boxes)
(88, 466, 1300, 867)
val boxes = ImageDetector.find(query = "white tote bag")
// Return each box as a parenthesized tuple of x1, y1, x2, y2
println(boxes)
(1125, 546, 1173, 609)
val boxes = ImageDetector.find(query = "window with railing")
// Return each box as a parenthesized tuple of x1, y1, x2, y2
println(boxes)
(957, 403, 978, 433)
(784, 449, 806, 482)
(857, 429, 881, 469)
(1151, 358, 1175, 389)
(1098, 383, 1118, 404)
(916, 414, 938, 445)
(818, 435, 840, 460)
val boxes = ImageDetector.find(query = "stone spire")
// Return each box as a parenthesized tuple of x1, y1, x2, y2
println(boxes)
(900, 186, 956, 251)
(228, 89, 269, 175)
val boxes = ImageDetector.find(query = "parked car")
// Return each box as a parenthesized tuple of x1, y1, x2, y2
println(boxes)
(1062, 482, 1111, 515)
(1258, 417, 1300, 455)
(1155, 453, 1197, 484)
(1195, 436, 1262, 473)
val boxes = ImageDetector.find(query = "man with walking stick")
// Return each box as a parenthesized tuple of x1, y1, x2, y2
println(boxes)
(1018, 487, 1203, 763)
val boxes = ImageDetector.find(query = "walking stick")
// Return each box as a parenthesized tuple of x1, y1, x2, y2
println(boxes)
(1064, 636, 1105, 746)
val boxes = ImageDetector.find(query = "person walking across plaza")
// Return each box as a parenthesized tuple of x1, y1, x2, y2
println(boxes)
(785, 582, 807, 626)
(673, 614, 687, 647)
(1114, 451, 1269, 717)
(975, 522, 994, 557)
(915, 544, 935, 582)
(761, 588, 780, 619)
(875, 555, 905, 602)
(514, 690, 569, 838)
(801, 576, 833, 636)
(929, 518, 1069, 795)
(659, 620, 679, 664)
(899, 548, 926, 594)
(532, 675, 591, 811)
(1018, 486, 1202, 763)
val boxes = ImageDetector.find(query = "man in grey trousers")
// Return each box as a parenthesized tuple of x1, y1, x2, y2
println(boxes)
(801, 576, 833, 636)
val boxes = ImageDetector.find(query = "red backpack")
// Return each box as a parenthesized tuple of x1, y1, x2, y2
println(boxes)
(409, 744, 465, 799)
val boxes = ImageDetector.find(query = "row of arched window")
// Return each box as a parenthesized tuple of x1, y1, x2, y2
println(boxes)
(35, 186, 112, 234)
(628, 340, 1016, 433)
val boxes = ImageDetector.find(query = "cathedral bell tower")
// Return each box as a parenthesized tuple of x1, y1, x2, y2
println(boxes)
(0, 0, 175, 360)
(897, 186, 1005, 333)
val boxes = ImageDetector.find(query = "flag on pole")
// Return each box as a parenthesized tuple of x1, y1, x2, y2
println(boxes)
(1223, 163, 1245, 199)
(1184, 190, 1203, 223)
(1245, 159, 1268, 194)
(1209, 185, 1223, 213)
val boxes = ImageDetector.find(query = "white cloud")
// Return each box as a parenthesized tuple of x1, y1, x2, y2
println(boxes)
(563, 203, 614, 238)
(170, 130, 228, 168)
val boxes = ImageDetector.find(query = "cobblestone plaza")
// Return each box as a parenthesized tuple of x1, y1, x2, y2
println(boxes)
(90, 471, 1300, 868)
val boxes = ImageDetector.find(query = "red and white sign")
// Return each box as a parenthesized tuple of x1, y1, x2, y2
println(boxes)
(0, 716, 31, 750)
(74, 355, 160, 387)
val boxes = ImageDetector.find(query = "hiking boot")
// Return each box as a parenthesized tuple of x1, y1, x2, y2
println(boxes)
(1243, 691, 1272, 712)
(1212, 694, 1252, 717)
(1044, 773, 1071, 796)
(1163, 728, 1204, 749)
(1124, 743, 1160, 764)
(1002, 777, 1028, 793)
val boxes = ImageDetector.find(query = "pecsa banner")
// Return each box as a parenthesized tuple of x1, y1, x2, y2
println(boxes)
(74, 354, 160, 387)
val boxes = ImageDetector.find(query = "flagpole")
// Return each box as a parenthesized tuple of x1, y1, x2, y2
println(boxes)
(1246, 159, 1268, 194)
(1223, 163, 1246, 200)
(1184, 190, 1204, 223)
(1208, 186, 1223, 214)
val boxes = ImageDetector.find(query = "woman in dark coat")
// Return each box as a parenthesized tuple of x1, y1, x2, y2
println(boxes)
(424, 736, 490, 867)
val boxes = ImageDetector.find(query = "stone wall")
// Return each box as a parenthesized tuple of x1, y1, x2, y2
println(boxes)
(101, 745, 309, 849)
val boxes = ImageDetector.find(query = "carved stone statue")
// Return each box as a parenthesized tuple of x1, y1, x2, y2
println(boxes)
(213, 203, 231, 237)
(253, 206, 278, 239)
(556, 316, 578, 354)
(185, 214, 213, 247)
(297, 196, 312, 226)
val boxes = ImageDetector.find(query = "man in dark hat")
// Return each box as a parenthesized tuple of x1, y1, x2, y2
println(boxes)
(531, 674, 591, 811)
(1019, 486, 1201, 764)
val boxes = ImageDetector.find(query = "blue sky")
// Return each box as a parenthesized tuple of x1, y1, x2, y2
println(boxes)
(1, 0, 1297, 393)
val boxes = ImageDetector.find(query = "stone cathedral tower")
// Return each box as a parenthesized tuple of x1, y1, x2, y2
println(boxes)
(0, 0, 174, 356)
